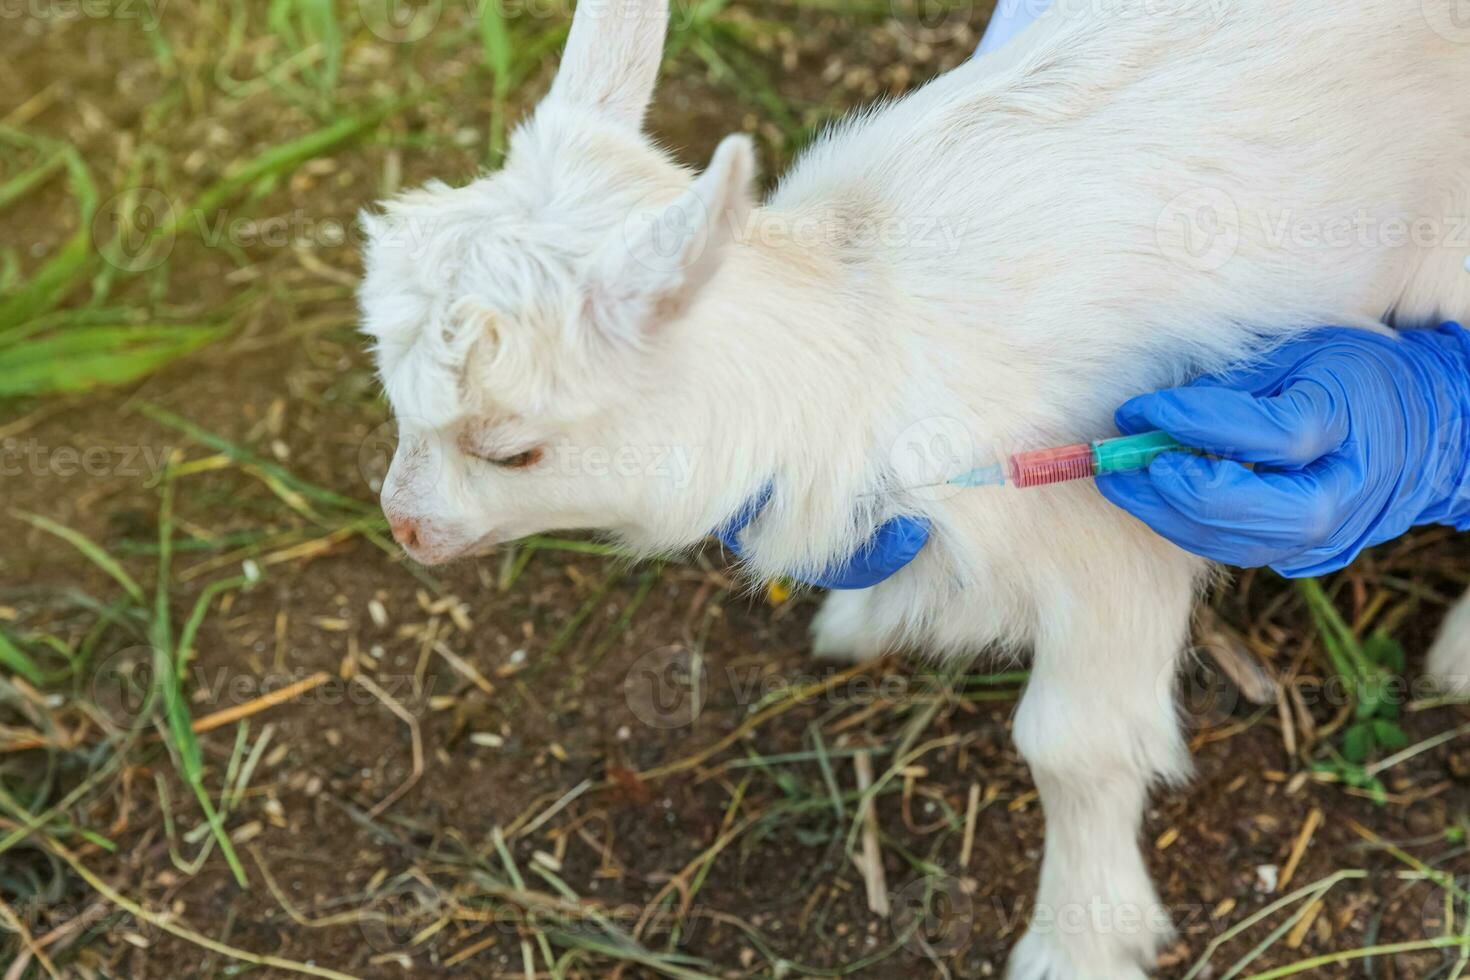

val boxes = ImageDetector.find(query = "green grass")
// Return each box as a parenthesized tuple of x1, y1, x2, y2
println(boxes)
(12, 481, 253, 888)
(0, 629, 46, 686)
(0, 2, 407, 404)
(0, 126, 97, 335)
(1298, 578, 1411, 798)
(267, 0, 344, 114)
(0, 0, 829, 405)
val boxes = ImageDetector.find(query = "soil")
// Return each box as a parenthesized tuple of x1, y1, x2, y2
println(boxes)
(3, 4, 1469, 979)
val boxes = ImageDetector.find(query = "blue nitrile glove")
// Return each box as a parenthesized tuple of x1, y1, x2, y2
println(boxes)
(1098, 324, 1470, 577)
(716, 487, 931, 590)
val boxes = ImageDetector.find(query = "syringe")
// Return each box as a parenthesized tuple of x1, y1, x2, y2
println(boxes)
(950, 431, 1195, 489)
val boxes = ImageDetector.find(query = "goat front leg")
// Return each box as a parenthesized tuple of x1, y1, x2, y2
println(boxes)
(810, 588, 887, 663)
(1006, 566, 1196, 980)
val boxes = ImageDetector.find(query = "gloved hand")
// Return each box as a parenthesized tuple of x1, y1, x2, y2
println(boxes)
(716, 487, 931, 590)
(1097, 323, 1470, 577)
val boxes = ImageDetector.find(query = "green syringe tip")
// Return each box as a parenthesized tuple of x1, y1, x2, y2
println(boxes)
(949, 463, 1008, 488)
(1092, 431, 1190, 476)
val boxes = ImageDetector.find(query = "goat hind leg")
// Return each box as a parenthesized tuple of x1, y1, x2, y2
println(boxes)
(1402, 168, 1470, 696)
(1428, 589, 1470, 697)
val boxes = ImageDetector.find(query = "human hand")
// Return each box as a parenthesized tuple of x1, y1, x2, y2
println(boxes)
(1097, 324, 1470, 576)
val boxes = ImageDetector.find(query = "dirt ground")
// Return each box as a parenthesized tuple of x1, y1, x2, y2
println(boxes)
(2, 2, 1469, 978)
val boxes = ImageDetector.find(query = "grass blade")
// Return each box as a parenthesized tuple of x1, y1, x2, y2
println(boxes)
(0, 324, 224, 397)
(137, 402, 376, 516)
(150, 459, 249, 887)
(0, 130, 97, 332)
(479, 0, 512, 79)
(10, 510, 145, 605)
(0, 629, 45, 685)
(480, 0, 514, 163)
(172, 106, 393, 233)
(0, 230, 94, 336)
(0, 148, 64, 213)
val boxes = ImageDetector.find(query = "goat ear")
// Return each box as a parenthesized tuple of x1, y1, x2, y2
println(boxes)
(548, 0, 669, 129)
(586, 134, 757, 342)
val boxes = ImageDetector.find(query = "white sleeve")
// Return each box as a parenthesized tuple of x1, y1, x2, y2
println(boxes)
(974, 0, 1052, 58)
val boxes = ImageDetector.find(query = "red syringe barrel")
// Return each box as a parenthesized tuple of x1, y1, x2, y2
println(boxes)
(1009, 443, 1097, 488)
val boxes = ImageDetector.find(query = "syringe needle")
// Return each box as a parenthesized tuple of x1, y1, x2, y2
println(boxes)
(948, 463, 1008, 488)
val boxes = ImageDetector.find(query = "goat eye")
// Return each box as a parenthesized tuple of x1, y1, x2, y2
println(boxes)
(490, 447, 542, 469)
(456, 422, 543, 470)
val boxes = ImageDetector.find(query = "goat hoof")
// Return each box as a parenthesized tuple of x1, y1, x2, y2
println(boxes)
(1006, 929, 1151, 980)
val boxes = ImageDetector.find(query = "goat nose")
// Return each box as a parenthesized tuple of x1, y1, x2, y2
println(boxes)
(389, 516, 420, 550)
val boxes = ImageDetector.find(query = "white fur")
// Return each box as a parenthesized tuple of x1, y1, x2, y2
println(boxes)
(360, 1, 1470, 974)
(1428, 591, 1470, 696)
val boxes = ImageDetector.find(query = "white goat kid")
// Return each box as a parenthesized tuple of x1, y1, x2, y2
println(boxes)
(360, 1, 1470, 976)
